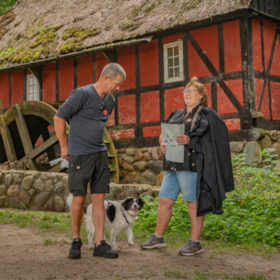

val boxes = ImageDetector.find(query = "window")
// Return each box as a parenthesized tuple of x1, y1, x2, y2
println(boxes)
(27, 74, 39, 101)
(164, 41, 184, 83)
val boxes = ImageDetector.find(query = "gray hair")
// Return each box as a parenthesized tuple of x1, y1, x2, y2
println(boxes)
(100, 63, 126, 81)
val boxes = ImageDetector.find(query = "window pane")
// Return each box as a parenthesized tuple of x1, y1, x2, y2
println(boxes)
(34, 93, 38, 101)
(174, 56, 179, 66)
(29, 77, 33, 86)
(174, 46, 179, 56)
(33, 84, 37, 93)
(167, 47, 173, 57)
(168, 58, 173, 67)
(29, 85, 33, 94)
(168, 68, 173, 78)
(34, 78, 37, 85)
(174, 67, 180, 77)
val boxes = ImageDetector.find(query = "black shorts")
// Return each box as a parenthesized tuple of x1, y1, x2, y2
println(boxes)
(68, 151, 110, 196)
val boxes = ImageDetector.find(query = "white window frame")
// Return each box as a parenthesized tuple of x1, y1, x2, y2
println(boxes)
(163, 40, 184, 83)
(26, 74, 40, 101)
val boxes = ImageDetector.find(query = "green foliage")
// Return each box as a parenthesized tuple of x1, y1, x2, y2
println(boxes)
(60, 27, 100, 54)
(134, 149, 280, 247)
(120, 22, 140, 32)
(0, 0, 17, 16)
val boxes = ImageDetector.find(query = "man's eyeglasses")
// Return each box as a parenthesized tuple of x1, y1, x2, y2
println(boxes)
(183, 89, 198, 94)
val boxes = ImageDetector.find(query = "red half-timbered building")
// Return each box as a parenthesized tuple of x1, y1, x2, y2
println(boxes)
(0, 0, 279, 149)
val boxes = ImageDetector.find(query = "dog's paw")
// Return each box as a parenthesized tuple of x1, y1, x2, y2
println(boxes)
(128, 241, 134, 246)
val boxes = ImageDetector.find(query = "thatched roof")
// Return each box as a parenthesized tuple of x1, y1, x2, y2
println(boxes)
(0, 0, 252, 69)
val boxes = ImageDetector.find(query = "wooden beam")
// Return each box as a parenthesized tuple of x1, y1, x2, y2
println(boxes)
(28, 134, 58, 159)
(0, 100, 3, 115)
(13, 104, 36, 169)
(48, 163, 66, 173)
(0, 115, 17, 162)
(41, 127, 57, 161)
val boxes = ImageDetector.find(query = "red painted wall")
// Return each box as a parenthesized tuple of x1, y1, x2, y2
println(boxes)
(139, 40, 159, 86)
(118, 95, 136, 125)
(0, 73, 9, 109)
(96, 52, 109, 81)
(141, 91, 160, 123)
(107, 108, 115, 126)
(42, 63, 56, 102)
(163, 33, 183, 44)
(119, 46, 136, 90)
(143, 126, 161, 138)
(271, 81, 280, 120)
(224, 20, 242, 73)
(224, 119, 241, 131)
(217, 80, 243, 114)
(110, 129, 135, 140)
(270, 34, 280, 76)
(252, 18, 263, 72)
(77, 55, 93, 87)
(59, 59, 74, 101)
(11, 70, 24, 105)
(165, 87, 185, 119)
(255, 79, 269, 119)
(188, 25, 219, 78)
(263, 20, 277, 70)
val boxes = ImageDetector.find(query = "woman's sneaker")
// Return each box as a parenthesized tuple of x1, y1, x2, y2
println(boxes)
(140, 234, 167, 249)
(68, 238, 82, 259)
(179, 239, 203, 256)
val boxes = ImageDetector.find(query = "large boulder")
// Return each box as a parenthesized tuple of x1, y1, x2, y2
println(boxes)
(125, 148, 135, 156)
(122, 161, 134, 172)
(125, 172, 141, 183)
(21, 176, 33, 191)
(156, 171, 166, 186)
(121, 154, 134, 164)
(134, 149, 143, 161)
(260, 135, 272, 151)
(55, 196, 65, 212)
(151, 147, 159, 160)
(19, 191, 31, 206)
(0, 184, 7, 196)
(5, 174, 12, 187)
(148, 160, 163, 174)
(243, 141, 262, 165)
(140, 170, 157, 186)
(230, 142, 244, 153)
(7, 185, 20, 197)
(272, 142, 280, 159)
(133, 161, 148, 172)
(33, 192, 50, 209)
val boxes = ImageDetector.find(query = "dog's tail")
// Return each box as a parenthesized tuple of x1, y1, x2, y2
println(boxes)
(66, 193, 88, 215)
(66, 193, 73, 209)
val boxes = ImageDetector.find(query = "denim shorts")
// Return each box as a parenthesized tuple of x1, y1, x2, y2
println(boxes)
(159, 171, 197, 202)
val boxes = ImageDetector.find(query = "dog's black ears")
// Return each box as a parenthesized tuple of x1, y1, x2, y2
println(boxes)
(137, 197, 145, 207)
(121, 197, 133, 211)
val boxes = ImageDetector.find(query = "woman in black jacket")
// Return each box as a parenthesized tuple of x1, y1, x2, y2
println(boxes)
(140, 77, 234, 256)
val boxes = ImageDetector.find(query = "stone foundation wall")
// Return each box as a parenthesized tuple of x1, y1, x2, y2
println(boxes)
(117, 130, 280, 184)
(117, 147, 165, 186)
(0, 170, 159, 212)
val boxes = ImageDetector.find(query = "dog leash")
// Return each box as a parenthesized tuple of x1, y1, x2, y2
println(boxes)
(106, 201, 130, 225)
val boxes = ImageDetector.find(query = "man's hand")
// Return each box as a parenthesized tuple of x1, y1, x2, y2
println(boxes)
(176, 135, 190, 145)
(60, 146, 68, 159)
(160, 142, 167, 154)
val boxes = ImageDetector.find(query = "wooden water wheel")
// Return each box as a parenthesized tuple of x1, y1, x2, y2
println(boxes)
(0, 101, 119, 183)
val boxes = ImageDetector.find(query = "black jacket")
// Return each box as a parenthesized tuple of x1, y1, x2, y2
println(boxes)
(187, 106, 234, 216)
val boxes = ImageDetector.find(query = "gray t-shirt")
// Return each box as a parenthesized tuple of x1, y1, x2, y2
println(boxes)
(56, 84, 115, 155)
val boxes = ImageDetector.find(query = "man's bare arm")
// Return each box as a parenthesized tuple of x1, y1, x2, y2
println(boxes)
(54, 115, 68, 158)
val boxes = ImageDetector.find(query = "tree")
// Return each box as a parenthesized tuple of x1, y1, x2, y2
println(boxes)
(0, 0, 17, 16)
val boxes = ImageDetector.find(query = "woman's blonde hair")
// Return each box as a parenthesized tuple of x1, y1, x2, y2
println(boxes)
(185, 77, 209, 107)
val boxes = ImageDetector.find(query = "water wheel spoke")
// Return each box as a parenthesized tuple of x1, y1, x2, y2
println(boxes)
(41, 127, 57, 161)
(13, 104, 37, 169)
(0, 115, 17, 162)
(28, 134, 58, 160)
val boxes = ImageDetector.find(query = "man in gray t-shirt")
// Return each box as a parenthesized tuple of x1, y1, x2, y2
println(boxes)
(54, 63, 126, 259)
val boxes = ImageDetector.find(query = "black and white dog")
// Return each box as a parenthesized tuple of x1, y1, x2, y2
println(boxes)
(67, 195, 145, 251)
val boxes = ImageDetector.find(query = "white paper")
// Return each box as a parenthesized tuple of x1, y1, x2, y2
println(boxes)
(49, 158, 69, 168)
(161, 123, 185, 163)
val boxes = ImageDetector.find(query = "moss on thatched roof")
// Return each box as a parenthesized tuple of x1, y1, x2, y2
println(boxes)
(0, 0, 252, 69)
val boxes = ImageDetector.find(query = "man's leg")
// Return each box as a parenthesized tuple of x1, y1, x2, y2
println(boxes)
(71, 194, 87, 239)
(91, 193, 105, 246)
